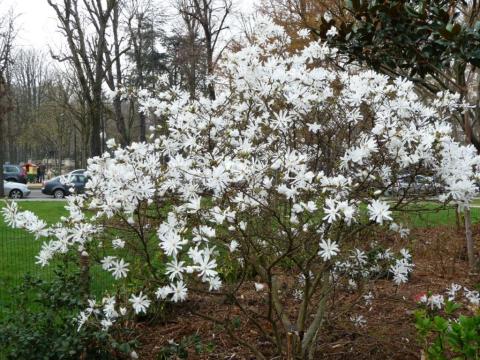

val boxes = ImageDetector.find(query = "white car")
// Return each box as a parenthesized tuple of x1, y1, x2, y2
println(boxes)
(4, 180, 31, 199)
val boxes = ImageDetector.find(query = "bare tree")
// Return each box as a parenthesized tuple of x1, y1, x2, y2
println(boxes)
(126, 0, 164, 140)
(47, 0, 118, 157)
(0, 9, 16, 197)
(179, 0, 231, 100)
(50, 67, 91, 168)
(178, 4, 202, 99)
(104, 0, 132, 146)
(9, 50, 50, 163)
(6, 52, 87, 174)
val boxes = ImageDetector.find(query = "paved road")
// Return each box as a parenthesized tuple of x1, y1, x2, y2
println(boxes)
(19, 189, 64, 201)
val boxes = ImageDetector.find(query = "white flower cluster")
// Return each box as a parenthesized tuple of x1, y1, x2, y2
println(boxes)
(3, 18, 479, 327)
(390, 249, 414, 285)
(333, 247, 413, 288)
(418, 283, 480, 310)
(77, 296, 127, 331)
(350, 314, 367, 328)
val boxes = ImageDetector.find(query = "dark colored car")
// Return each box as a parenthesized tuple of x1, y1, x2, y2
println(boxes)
(3, 164, 27, 184)
(41, 171, 88, 199)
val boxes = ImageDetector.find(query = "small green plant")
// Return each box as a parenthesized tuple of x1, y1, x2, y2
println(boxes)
(0, 266, 136, 359)
(157, 334, 214, 359)
(415, 300, 480, 359)
(232, 316, 242, 329)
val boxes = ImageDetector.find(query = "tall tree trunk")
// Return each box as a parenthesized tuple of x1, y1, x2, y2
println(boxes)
(465, 208, 475, 269)
(205, 34, 215, 100)
(0, 74, 9, 197)
(90, 97, 102, 157)
(457, 61, 476, 270)
(110, 3, 129, 146)
(113, 95, 128, 146)
(139, 111, 146, 142)
(0, 115, 4, 198)
(74, 130, 78, 168)
(82, 130, 89, 169)
(6, 109, 12, 163)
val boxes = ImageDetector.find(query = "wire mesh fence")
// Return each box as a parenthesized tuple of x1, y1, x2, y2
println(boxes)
(0, 209, 473, 302)
(0, 227, 53, 307)
(0, 225, 116, 359)
(0, 203, 477, 305)
(0, 227, 113, 309)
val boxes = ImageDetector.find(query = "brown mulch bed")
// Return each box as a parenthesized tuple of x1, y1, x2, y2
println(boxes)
(136, 225, 480, 359)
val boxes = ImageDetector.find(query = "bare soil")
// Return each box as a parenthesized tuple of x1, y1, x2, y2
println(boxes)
(136, 225, 480, 359)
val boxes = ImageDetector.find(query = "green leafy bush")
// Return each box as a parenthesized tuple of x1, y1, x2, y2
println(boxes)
(415, 300, 480, 359)
(0, 267, 136, 359)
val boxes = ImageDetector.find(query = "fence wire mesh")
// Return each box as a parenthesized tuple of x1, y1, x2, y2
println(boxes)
(0, 227, 113, 308)
(0, 228, 54, 307)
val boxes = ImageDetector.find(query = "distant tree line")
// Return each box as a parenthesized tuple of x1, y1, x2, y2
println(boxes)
(0, 0, 232, 178)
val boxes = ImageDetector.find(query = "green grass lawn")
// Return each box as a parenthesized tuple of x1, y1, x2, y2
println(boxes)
(0, 201, 112, 307)
(469, 198, 480, 207)
(392, 202, 480, 228)
(0, 201, 67, 299)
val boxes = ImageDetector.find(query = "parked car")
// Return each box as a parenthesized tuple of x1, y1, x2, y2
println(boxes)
(70, 169, 86, 175)
(41, 170, 87, 199)
(391, 174, 443, 196)
(4, 180, 30, 199)
(3, 164, 27, 184)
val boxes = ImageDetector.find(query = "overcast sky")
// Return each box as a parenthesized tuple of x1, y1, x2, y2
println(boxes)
(0, 0, 258, 51)
(0, 0, 58, 49)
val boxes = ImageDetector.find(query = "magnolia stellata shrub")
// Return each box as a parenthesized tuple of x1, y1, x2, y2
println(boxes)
(3, 19, 479, 357)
